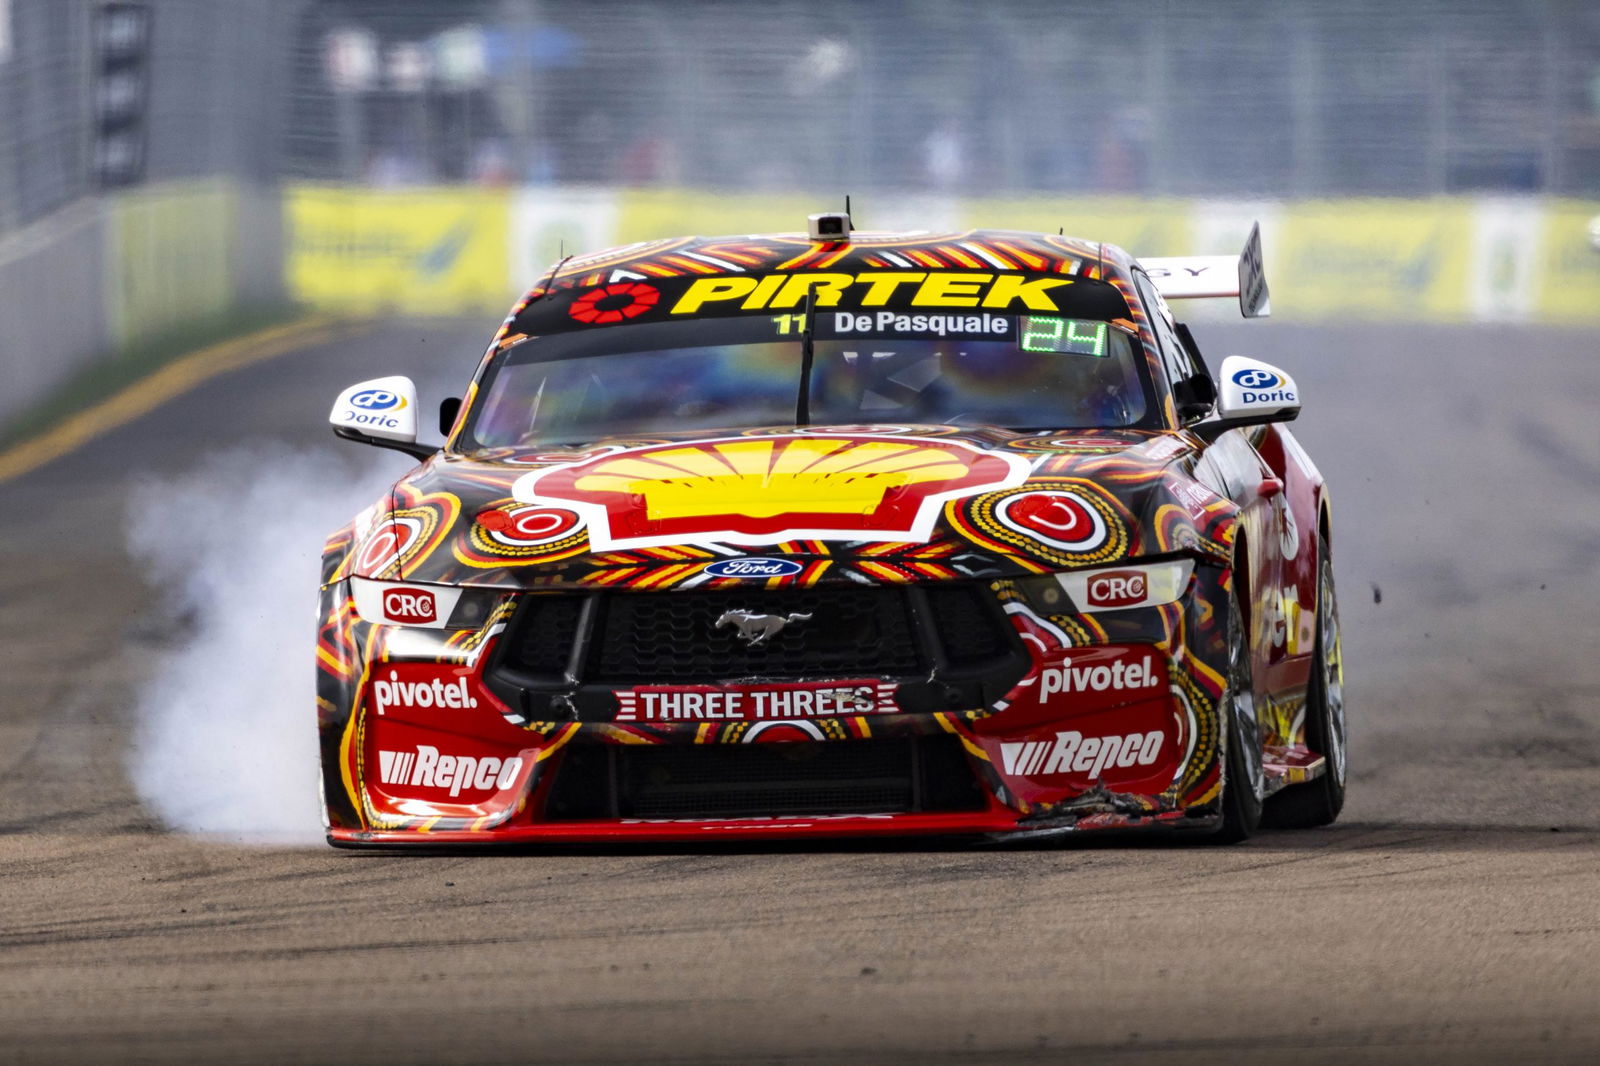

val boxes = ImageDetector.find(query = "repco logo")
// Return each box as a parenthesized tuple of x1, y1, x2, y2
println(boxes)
(376, 745, 523, 798)
(381, 587, 437, 624)
(1085, 570, 1146, 608)
(1000, 729, 1165, 779)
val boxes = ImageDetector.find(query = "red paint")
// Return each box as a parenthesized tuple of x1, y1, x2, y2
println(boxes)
(1085, 569, 1146, 608)
(380, 586, 437, 624)
(568, 282, 659, 324)
(614, 679, 896, 723)
(477, 504, 583, 544)
(520, 435, 1020, 546)
(1005, 492, 1095, 540)
(328, 806, 1205, 845)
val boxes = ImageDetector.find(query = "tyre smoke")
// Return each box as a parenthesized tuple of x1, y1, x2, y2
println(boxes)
(125, 445, 406, 844)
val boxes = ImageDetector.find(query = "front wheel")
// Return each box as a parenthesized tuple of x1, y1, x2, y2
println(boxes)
(1210, 583, 1264, 843)
(1264, 536, 1347, 828)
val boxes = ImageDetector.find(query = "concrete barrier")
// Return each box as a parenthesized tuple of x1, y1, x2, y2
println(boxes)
(0, 202, 108, 427)
(0, 179, 286, 431)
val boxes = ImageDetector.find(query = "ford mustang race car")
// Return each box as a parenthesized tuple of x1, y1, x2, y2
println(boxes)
(318, 215, 1346, 846)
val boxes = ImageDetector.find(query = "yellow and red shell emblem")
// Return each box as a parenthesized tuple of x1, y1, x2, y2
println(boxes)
(510, 434, 1028, 550)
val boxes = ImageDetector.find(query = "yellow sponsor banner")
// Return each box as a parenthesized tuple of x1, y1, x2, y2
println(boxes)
(615, 191, 1192, 264)
(966, 197, 1193, 262)
(616, 189, 822, 243)
(281, 186, 1598, 323)
(287, 185, 511, 313)
(110, 179, 237, 347)
(1536, 199, 1600, 321)
(1274, 200, 1472, 319)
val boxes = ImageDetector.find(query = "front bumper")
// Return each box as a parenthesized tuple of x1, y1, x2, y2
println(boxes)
(317, 570, 1232, 846)
(330, 807, 1216, 847)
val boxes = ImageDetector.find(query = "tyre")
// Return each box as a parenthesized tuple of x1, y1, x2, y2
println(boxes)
(1263, 536, 1347, 828)
(1210, 583, 1264, 843)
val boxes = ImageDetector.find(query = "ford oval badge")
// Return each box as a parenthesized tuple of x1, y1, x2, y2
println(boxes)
(703, 557, 804, 579)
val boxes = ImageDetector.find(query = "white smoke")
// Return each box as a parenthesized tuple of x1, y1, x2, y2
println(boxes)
(125, 445, 406, 844)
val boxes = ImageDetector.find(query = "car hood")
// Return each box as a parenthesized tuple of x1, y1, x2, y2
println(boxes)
(347, 425, 1237, 590)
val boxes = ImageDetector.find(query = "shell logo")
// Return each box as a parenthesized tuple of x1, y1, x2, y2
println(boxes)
(510, 435, 1029, 550)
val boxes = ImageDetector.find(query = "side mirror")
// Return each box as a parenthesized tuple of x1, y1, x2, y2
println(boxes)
(1172, 372, 1216, 424)
(1192, 356, 1300, 442)
(329, 376, 435, 460)
(1172, 322, 1216, 424)
(439, 396, 462, 437)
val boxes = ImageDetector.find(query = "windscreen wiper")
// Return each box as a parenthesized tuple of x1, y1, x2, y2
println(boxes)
(795, 289, 816, 427)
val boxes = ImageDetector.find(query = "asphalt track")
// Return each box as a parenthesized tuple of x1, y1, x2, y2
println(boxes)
(2, 318, 1598, 1065)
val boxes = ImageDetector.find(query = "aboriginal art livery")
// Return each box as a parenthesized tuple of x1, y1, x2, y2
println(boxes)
(317, 221, 1347, 846)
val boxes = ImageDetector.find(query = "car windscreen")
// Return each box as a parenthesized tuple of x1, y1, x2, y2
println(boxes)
(462, 312, 1155, 449)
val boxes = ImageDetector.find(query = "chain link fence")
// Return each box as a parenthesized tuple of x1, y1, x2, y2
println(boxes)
(0, 0, 292, 232)
(281, 0, 1600, 198)
(1, 0, 1597, 428)
(2, 0, 1598, 236)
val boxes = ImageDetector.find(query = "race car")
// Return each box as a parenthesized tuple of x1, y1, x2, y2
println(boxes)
(317, 215, 1346, 846)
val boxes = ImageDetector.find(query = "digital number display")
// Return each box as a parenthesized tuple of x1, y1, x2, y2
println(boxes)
(1019, 316, 1109, 356)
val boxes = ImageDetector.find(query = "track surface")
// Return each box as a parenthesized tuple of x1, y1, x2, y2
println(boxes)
(2, 319, 1598, 1064)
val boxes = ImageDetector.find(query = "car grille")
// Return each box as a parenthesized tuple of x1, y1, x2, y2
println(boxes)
(592, 586, 923, 682)
(497, 583, 1014, 686)
(921, 584, 1014, 669)
(543, 736, 986, 821)
(487, 581, 1029, 720)
(506, 594, 585, 676)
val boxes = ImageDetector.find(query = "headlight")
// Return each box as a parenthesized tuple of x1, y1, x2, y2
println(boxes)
(1018, 558, 1195, 614)
(350, 577, 502, 629)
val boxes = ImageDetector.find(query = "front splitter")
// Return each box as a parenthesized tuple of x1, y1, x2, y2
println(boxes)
(328, 805, 1208, 847)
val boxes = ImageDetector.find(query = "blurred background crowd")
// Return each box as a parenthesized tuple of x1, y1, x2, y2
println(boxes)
(5, 0, 1600, 225)
(1, 0, 1597, 428)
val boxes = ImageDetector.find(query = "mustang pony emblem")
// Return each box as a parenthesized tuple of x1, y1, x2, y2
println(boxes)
(714, 609, 813, 646)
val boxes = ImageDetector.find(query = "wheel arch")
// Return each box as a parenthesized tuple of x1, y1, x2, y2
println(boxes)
(1229, 530, 1252, 637)
(1317, 490, 1333, 555)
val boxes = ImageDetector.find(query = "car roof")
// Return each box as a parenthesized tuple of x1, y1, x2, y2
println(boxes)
(495, 228, 1147, 347)
(524, 228, 1138, 300)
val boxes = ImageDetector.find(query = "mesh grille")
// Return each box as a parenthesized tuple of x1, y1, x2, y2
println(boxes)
(590, 587, 924, 683)
(544, 736, 985, 821)
(493, 581, 1025, 702)
(922, 585, 1012, 669)
(501, 595, 584, 678)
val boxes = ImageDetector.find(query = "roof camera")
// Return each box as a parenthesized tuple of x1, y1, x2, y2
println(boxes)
(807, 212, 852, 241)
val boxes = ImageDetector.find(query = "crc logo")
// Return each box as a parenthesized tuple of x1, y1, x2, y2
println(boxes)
(703, 557, 805, 579)
(381, 587, 437, 624)
(350, 388, 406, 410)
(1231, 368, 1282, 390)
(1085, 570, 1146, 608)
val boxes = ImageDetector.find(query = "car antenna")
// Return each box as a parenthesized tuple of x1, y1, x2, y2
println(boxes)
(845, 194, 853, 227)
(795, 288, 816, 427)
(521, 253, 572, 308)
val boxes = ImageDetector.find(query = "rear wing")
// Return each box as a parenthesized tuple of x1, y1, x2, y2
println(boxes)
(1138, 221, 1270, 319)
